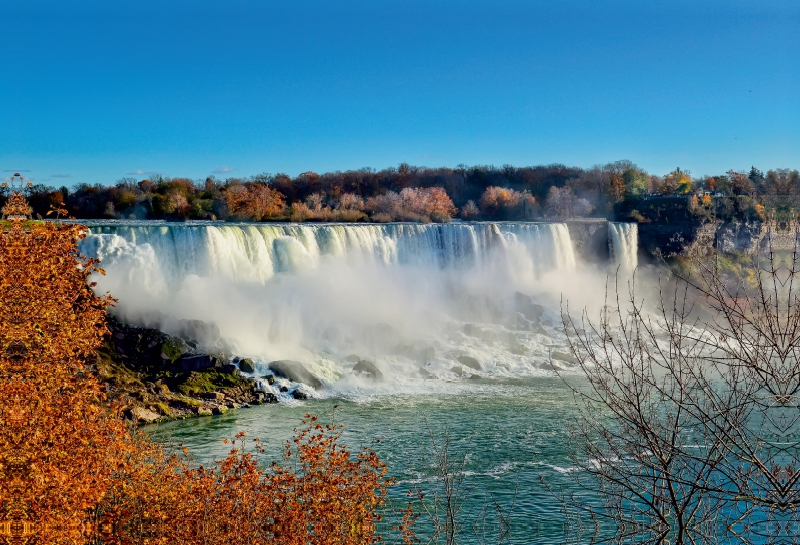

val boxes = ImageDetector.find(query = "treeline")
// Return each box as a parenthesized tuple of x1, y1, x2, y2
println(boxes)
(20, 162, 800, 223)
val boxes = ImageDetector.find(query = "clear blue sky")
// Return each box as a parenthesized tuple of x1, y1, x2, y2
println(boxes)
(2, 0, 798, 186)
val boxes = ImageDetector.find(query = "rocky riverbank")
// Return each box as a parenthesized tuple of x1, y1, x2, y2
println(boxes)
(94, 317, 278, 424)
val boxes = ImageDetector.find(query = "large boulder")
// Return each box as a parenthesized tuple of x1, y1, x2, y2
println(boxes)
(176, 354, 223, 372)
(457, 355, 482, 371)
(551, 351, 579, 365)
(126, 406, 161, 424)
(256, 392, 278, 404)
(268, 360, 323, 389)
(352, 360, 383, 381)
(220, 364, 239, 375)
(238, 358, 256, 373)
(514, 292, 545, 321)
(292, 389, 310, 400)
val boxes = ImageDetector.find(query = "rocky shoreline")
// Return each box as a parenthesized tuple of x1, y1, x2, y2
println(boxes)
(95, 317, 279, 424)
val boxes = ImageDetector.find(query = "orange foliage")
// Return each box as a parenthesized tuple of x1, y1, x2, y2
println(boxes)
(226, 183, 287, 220)
(365, 188, 456, 222)
(0, 188, 395, 544)
(0, 190, 124, 543)
(608, 173, 626, 203)
(478, 186, 536, 219)
(398, 187, 457, 221)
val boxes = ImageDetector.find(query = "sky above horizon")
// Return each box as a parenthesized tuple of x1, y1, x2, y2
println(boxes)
(2, 0, 798, 187)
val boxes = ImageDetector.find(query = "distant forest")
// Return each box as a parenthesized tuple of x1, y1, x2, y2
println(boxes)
(19, 162, 800, 223)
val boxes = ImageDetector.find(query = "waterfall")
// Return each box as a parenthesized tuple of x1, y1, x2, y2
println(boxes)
(608, 222, 638, 271)
(78, 220, 611, 389)
(80, 221, 579, 291)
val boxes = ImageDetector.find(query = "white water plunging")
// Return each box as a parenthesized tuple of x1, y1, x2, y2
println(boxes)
(79, 220, 629, 394)
(608, 222, 638, 271)
(81, 222, 578, 291)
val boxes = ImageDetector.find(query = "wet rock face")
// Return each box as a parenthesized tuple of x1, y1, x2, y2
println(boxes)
(352, 360, 383, 381)
(268, 360, 323, 389)
(238, 358, 256, 373)
(220, 364, 239, 375)
(514, 292, 545, 321)
(176, 354, 223, 372)
(714, 221, 767, 254)
(565, 219, 610, 263)
(457, 355, 482, 371)
(292, 389, 310, 400)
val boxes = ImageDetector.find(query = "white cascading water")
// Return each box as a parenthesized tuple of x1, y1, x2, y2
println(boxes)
(608, 222, 638, 272)
(79, 220, 630, 397)
(81, 222, 577, 283)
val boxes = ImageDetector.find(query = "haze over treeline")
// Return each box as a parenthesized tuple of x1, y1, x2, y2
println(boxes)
(23, 162, 799, 224)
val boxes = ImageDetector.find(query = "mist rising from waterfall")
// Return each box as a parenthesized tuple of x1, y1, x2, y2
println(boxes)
(80, 221, 637, 395)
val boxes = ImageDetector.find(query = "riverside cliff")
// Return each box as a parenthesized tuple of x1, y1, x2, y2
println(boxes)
(633, 195, 766, 259)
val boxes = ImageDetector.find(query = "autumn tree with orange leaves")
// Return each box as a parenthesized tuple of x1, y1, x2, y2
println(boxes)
(0, 183, 397, 544)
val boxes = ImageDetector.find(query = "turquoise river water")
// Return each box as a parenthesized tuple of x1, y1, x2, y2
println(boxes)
(147, 377, 587, 544)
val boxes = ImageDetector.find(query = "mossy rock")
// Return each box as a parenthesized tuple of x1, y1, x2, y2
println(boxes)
(153, 402, 172, 416)
(94, 346, 144, 389)
(161, 338, 189, 362)
(239, 358, 256, 373)
(173, 396, 203, 409)
(174, 369, 252, 396)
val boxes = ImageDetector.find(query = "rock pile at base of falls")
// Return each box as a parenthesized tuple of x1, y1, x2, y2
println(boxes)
(98, 316, 276, 425)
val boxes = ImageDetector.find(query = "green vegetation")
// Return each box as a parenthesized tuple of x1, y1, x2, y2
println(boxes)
(174, 369, 250, 396)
